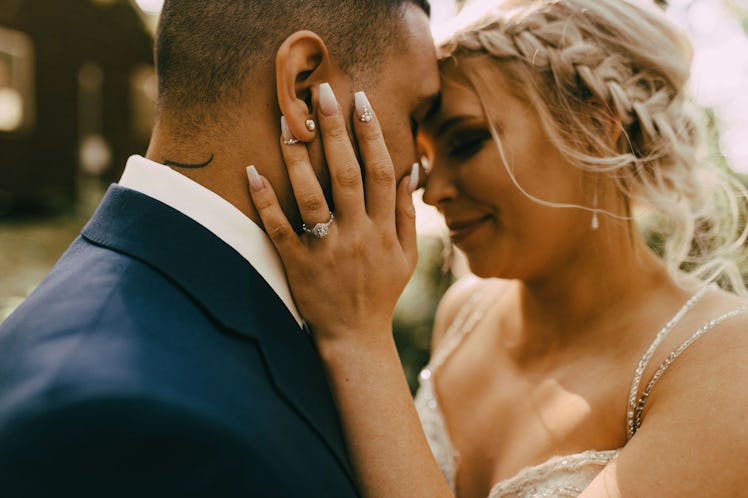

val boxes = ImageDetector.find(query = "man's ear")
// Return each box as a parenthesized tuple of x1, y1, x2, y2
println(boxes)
(276, 30, 334, 142)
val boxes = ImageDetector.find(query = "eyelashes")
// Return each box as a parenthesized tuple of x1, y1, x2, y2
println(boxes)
(448, 130, 491, 158)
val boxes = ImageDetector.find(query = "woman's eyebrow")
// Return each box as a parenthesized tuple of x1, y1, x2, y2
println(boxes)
(435, 115, 477, 138)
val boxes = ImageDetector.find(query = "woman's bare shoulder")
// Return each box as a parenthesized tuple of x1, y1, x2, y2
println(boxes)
(430, 275, 512, 353)
(680, 287, 748, 362)
(580, 289, 748, 497)
(651, 287, 748, 402)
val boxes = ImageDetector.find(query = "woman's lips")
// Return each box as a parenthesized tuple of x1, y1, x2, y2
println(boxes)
(447, 215, 492, 244)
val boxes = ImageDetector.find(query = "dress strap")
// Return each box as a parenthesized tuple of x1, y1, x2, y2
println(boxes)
(625, 285, 712, 440)
(427, 291, 486, 372)
(629, 304, 748, 438)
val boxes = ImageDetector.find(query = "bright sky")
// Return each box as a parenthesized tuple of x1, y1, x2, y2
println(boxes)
(668, 0, 748, 173)
(134, 0, 163, 14)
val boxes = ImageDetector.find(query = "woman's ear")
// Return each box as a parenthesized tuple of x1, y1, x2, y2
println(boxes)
(589, 105, 624, 149)
(276, 30, 332, 143)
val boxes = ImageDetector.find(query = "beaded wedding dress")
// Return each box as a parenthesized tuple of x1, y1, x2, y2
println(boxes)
(414, 286, 747, 498)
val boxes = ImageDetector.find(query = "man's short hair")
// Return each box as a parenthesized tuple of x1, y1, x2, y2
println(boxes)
(155, 0, 430, 119)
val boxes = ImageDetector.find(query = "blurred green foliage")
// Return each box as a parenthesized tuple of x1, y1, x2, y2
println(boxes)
(394, 236, 454, 393)
(724, 0, 748, 34)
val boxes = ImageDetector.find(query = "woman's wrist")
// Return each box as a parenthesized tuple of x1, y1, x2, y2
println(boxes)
(314, 323, 398, 370)
(309, 315, 394, 346)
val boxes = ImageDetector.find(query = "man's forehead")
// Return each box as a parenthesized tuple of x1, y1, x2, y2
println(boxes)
(392, 40, 440, 101)
(367, 53, 438, 114)
(361, 3, 439, 107)
(395, 3, 439, 72)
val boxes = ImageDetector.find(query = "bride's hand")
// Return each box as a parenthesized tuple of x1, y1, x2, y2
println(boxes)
(246, 83, 419, 349)
(247, 85, 454, 498)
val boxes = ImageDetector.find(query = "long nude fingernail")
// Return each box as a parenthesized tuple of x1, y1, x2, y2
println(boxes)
(319, 83, 338, 117)
(280, 116, 298, 145)
(408, 163, 420, 193)
(355, 91, 374, 123)
(246, 165, 265, 191)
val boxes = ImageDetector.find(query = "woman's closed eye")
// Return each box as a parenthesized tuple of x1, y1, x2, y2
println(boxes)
(447, 129, 491, 158)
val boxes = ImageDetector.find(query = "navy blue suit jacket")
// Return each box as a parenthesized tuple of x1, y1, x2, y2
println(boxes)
(0, 185, 360, 498)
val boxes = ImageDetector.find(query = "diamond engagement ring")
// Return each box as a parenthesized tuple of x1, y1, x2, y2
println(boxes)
(302, 212, 335, 239)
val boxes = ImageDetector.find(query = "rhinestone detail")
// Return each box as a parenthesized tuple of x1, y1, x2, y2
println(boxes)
(625, 285, 711, 439)
(630, 304, 748, 436)
(359, 107, 373, 123)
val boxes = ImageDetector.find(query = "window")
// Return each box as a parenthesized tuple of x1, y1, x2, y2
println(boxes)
(0, 26, 35, 135)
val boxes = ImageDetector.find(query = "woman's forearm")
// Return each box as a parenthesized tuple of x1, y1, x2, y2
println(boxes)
(317, 331, 454, 498)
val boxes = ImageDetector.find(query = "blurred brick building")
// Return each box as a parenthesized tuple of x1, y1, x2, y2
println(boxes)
(0, 0, 154, 213)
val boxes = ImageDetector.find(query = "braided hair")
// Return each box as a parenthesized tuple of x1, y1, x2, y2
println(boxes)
(438, 0, 748, 293)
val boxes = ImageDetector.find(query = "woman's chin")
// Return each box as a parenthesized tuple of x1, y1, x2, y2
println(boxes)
(464, 255, 509, 280)
(461, 245, 531, 281)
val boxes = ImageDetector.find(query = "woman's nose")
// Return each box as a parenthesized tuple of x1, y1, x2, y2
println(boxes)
(422, 161, 457, 208)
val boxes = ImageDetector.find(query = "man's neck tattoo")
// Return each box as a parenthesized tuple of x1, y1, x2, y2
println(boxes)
(163, 154, 215, 169)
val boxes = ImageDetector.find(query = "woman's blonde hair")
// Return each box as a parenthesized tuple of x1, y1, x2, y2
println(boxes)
(438, 0, 748, 293)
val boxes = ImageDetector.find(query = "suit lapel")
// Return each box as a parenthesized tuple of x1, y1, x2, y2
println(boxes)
(81, 185, 357, 486)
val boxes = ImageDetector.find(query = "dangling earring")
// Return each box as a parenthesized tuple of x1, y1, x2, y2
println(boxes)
(591, 177, 600, 231)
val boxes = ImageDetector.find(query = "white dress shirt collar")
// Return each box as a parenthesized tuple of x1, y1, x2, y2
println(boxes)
(118, 155, 303, 328)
